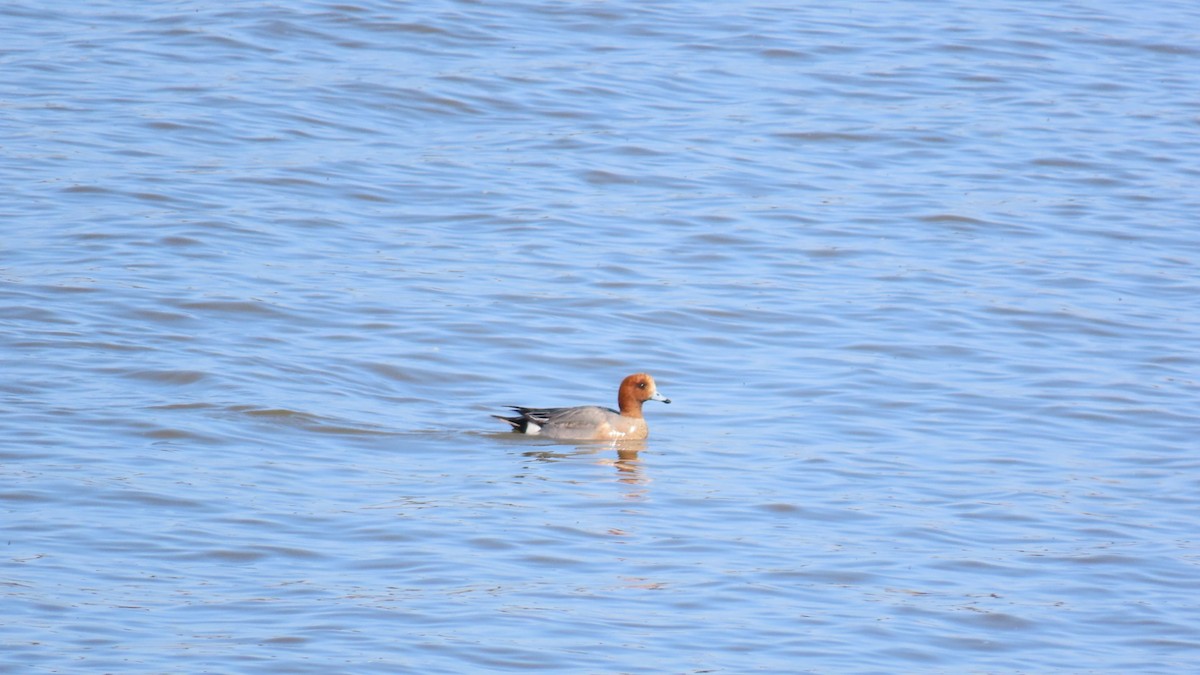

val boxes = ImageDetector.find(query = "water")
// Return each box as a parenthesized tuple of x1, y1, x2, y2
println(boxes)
(3, 0, 1199, 672)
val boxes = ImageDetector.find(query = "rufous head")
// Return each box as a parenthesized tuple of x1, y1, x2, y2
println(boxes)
(617, 373, 671, 415)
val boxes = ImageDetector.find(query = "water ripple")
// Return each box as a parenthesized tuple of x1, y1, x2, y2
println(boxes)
(3, 0, 1200, 672)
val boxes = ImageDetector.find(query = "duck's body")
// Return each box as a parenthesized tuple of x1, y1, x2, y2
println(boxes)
(493, 373, 670, 441)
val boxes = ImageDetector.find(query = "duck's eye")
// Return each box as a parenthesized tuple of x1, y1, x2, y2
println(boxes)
(638, 382, 646, 388)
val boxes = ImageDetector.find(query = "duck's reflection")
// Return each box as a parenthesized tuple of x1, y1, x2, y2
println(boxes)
(611, 441, 646, 484)
(520, 439, 650, 487)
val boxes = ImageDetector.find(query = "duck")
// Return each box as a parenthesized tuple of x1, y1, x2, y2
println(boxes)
(493, 372, 670, 440)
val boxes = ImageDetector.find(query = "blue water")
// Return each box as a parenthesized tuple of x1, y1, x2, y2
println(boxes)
(3, 0, 1199, 672)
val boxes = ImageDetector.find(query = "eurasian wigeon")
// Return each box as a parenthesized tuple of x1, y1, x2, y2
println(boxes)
(493, 373, 671, 441)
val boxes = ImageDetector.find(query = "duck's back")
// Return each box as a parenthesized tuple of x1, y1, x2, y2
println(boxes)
(511, 405, 648, 440)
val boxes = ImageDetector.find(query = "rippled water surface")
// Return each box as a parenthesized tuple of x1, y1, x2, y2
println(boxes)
(4, 0, 1200, 672)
